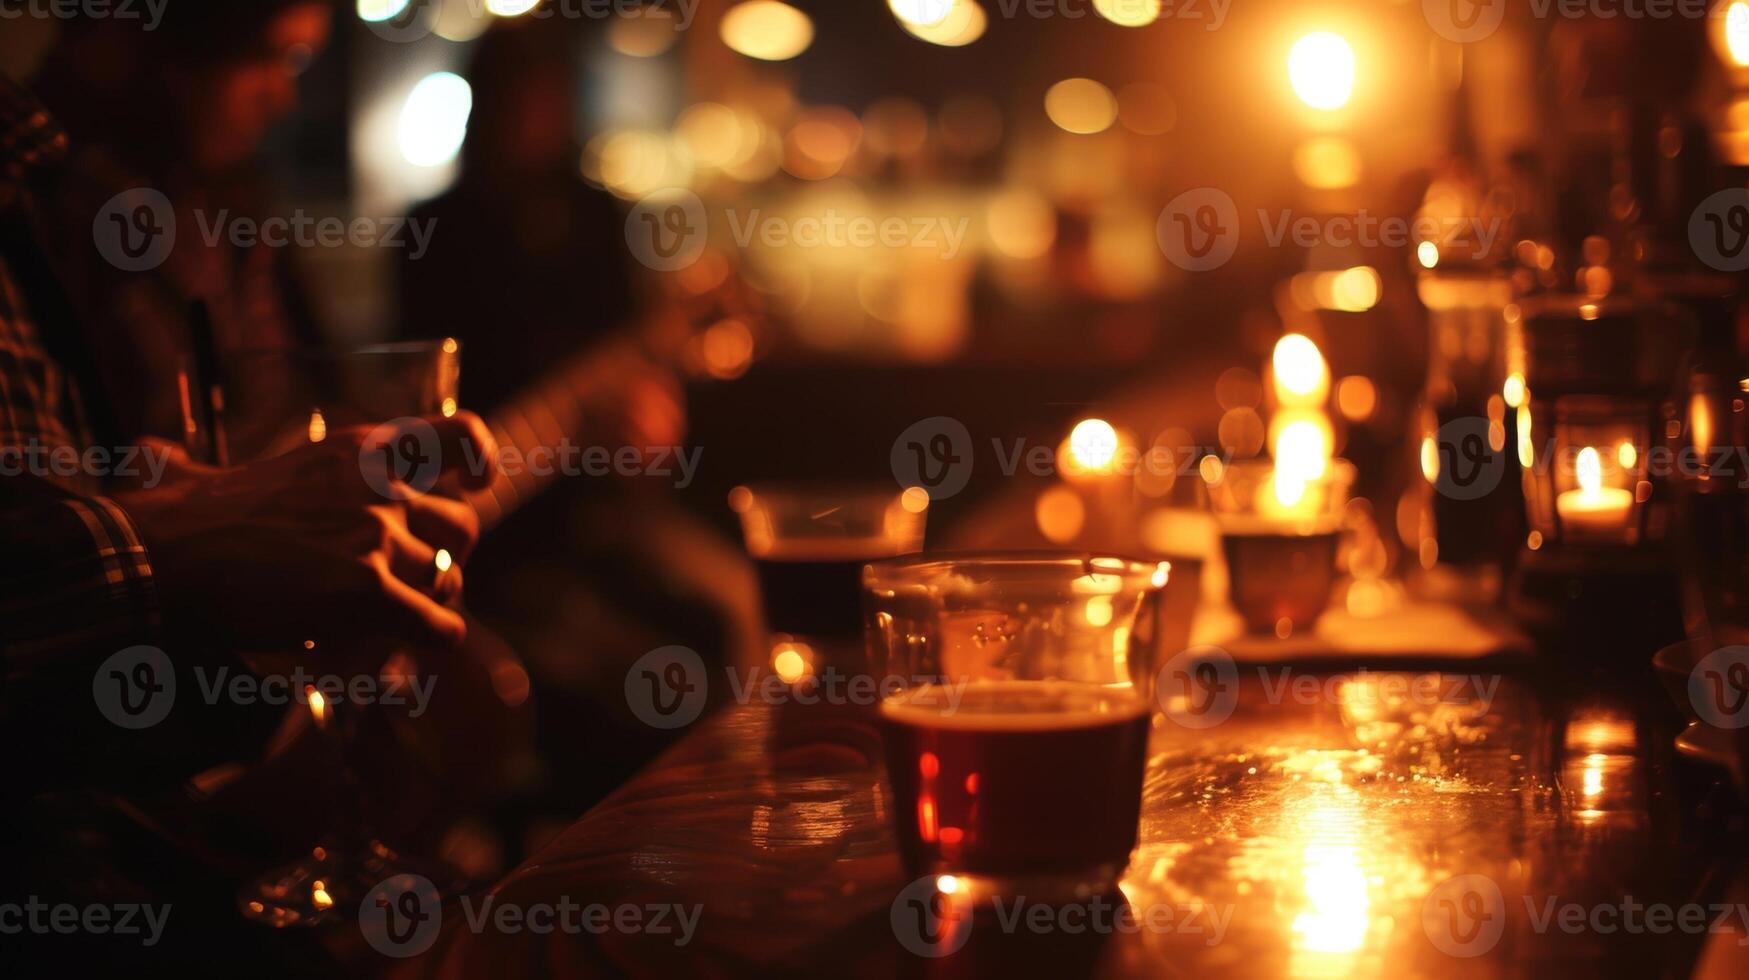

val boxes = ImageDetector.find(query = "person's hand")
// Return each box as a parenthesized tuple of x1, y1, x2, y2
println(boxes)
(115, 413, 498, 665)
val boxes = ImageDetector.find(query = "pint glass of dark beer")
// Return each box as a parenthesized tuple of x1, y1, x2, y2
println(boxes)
(863, 553, 1176, 899)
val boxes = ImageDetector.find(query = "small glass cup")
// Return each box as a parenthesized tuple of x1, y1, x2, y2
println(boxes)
(730, 483, 928, 680)
(862, 553, 1176, 901)
(1208, 458, 1354, 636)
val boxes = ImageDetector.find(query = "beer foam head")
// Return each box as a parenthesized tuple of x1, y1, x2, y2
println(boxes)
(880, 680, 1150, 730)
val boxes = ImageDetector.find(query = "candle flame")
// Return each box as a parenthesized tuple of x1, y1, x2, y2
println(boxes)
(1275, 418, 1331, 482)
(1576, 446, 1603, 497)
(1690, 393, 1715, 457)
(307, 687, 329, 727)
(1272, 334, 1328, 404)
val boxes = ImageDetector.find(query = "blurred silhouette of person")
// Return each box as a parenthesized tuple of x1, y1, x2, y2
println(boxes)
(21, 0, 538, 917)
(399, 23, 760, 820)
(401, 22, 634, 410)
(30, 0, 334, 442)
(0, 63, 504, 972)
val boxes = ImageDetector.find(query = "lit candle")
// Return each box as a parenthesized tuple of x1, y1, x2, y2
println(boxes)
(1555, 446, 1633, 538)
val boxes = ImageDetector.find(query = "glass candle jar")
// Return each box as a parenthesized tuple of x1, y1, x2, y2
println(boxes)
(1206, 457, 1355, 636)
(1514, 296, 1693, 549)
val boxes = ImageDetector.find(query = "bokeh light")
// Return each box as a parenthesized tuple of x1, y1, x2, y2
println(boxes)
(1288, 32, 1355, 111)
(721, 1, 815, 61)
(1069, 418, 1121, 471)
(356, 0, 410, 22)
(1093, 0, 1161, 27)
(398, 72, 472, 168)
(888, 0, 956, 26)
(1725, 2, 1749, 66)
(1045, 78, 1119, 135)
(609, 10, 681, 57)
(897, 0, 987, 46)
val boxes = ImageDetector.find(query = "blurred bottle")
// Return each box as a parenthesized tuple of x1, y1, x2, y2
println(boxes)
(1411, 61, 1524, 597)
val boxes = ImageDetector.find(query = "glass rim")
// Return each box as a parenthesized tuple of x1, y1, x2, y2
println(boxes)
(730, 479, 921, 499)
(863, 550, 1170, 588)
(729, 482, 930, 520)
(197, 339, 461, 362)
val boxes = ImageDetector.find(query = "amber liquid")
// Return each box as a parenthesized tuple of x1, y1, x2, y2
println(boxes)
(1221, 530, 1339, 634)
(879, 683, 1150, 879)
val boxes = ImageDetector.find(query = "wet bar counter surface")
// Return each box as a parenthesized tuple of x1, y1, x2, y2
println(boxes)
(417, 670, 1740, 979)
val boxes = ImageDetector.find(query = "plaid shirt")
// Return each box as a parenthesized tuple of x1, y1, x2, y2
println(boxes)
(0, 254, 159, 665)
(0, 77, 169, 785)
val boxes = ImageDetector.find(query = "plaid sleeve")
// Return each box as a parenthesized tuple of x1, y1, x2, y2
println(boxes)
(0, 255, 160, 686)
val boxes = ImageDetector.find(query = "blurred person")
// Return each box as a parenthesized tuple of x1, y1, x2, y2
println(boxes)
(26, 0, 538, 852)
(28, 0, 336, 442)
(32, 1, 753, 849)
(399, 22, 761, 820)
(0, 71, 498, 969)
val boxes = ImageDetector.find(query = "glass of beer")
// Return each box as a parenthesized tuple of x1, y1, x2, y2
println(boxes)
(863, 553, 1175, 900)
(731, 483, 928, 680)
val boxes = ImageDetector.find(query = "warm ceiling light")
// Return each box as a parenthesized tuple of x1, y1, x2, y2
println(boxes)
(1093, 0, 1161, 27)
(720, 1, 814, 61)
(357, 0, 410, 21)
(485, 0, 540, 15)
(1288, 32, 1355, 111)
(898, 0, 987, 46)
(1044, 78, 1118, 134)
(889, 0, 956, 26)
